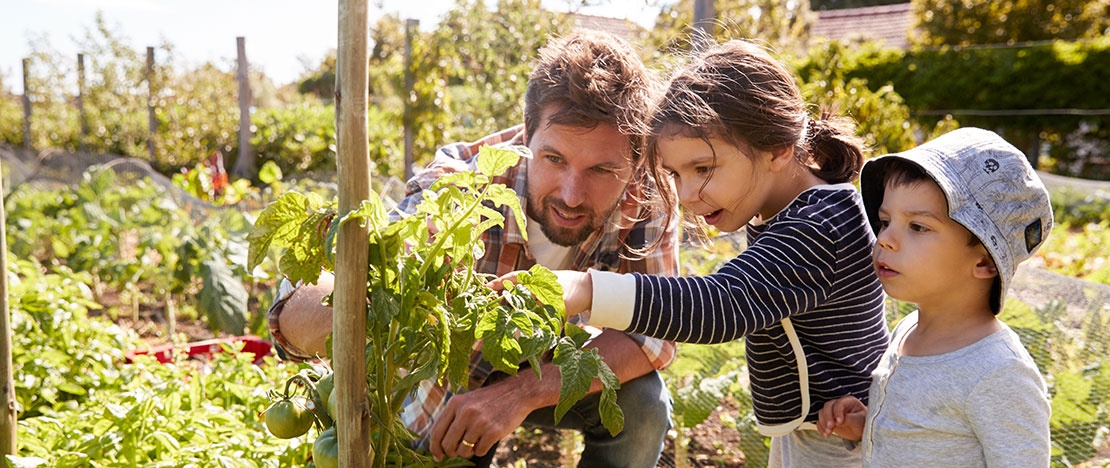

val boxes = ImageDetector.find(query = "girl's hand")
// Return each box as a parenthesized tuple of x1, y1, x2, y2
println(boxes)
(488, 270, 594, 317)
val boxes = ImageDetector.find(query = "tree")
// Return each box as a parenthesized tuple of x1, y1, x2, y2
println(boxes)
(430, 0, 570, 139)
(912, 0, 1110, 47)
(648, 0, 813, 57)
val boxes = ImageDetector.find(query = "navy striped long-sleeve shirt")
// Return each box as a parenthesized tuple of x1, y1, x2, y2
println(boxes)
(589, 184, 890, 434)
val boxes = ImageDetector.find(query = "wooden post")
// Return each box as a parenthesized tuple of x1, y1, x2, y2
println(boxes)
(77, 53, 88, 153)
(21, 58, 31, 151)
(693, 0, 716, 50)
(0, 160, 17, 455)
(231, 37, 256, 179)
(335, 0, 372, 466)
(403, 19, 418, 181)
(145, 47, 156, 161)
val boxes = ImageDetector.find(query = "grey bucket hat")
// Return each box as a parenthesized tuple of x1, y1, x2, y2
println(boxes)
(860, 127, 1054, 314)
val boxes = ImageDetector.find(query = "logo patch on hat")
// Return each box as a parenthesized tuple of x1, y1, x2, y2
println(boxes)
(1024, 219, 1043, 253)
(983, 159, 1000, 174)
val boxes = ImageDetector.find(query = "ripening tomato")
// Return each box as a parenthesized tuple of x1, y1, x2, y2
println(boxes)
(264, 395, 314, 439)
(313, 427, 339, 468)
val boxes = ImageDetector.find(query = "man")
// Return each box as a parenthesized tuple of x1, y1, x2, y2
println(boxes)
(268, 30, 679, 467)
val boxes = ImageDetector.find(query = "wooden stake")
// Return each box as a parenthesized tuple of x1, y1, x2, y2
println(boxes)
(0, 160, 17, 455)
(335, 0, 372, 466)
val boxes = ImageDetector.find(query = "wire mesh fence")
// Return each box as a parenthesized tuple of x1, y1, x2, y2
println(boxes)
(672, 217, 1110, 467)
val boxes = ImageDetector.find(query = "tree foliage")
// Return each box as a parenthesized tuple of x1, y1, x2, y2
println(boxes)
(431, 0, 570, 138)
(647, 0, 812, 56)
(912, 0, 1110, 46)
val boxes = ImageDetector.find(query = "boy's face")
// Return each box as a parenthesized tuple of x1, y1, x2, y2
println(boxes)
(872, 179, 993, 310)
(525, 108, 633, 247)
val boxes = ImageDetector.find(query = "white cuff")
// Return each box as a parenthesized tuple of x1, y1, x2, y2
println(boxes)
(586, 269, 637, 330)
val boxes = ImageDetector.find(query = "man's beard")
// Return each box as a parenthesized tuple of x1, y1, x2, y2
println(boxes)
(526, 195, 609, 247)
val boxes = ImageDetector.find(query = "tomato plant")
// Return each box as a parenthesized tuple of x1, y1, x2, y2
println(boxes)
(248, 145, 622, 465)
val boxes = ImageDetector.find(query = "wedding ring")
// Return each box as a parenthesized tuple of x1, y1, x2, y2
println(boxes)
(460, 440, 476, 448)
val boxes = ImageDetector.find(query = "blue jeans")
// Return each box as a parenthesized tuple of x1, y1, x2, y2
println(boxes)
(520, 370, 673, 468)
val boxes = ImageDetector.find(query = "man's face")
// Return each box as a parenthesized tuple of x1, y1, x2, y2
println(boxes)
(525, 114, 633, 247)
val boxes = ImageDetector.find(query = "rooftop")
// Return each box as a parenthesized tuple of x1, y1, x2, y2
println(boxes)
(811, 2, 914, 48)
(570, 13, 642, 43)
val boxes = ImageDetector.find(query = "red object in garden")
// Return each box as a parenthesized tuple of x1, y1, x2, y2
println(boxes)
(126, 335, 273, 365)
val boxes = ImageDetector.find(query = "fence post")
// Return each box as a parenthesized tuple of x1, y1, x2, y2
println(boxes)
(21, 58, 31, 151)
(335, 0, 372, 466)
(78, 53, 88, 153)
(231, 36, 256, 179)
(403, 19, 418, 181)
(693, 0, 716, 50)
(0, 159, 17, 456)
(146, 47, 156, 161)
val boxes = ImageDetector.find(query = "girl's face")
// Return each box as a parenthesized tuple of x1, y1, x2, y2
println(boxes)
(657, 135, 774, 233)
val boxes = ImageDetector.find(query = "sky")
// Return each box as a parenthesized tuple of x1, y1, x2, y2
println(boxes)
(1, 0, 663, 93)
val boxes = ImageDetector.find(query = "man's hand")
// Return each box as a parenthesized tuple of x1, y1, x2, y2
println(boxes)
(428, 379, 539, 461)
(489, 269, 594, 317)
(817, 395, 867, 442)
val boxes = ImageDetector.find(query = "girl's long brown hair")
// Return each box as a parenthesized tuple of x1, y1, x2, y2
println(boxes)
(641, 40, 867, 247)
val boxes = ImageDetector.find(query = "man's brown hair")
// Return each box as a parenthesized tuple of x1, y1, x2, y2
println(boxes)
(523, 30, 656, 164)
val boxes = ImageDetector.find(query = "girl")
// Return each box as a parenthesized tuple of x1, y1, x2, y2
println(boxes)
(522, 40, 891, 466)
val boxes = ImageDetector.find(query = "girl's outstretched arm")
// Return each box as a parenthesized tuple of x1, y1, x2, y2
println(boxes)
(489, 270, 595, 317)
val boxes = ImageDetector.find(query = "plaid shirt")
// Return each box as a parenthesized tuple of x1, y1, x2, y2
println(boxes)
(396, 126, 679, 443)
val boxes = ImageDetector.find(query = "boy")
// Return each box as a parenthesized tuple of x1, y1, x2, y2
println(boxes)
(817, 127, 1053, 466)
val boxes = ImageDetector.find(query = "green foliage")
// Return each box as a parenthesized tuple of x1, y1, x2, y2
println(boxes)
(8, 256, 308, 466)
(154, 62, 240, 172)
(297, 53, 336, 101)
(795, 41, 920, 156)
(911, 0, 1109, 47)
(999, 298, 1110, 466)
(647, 0, 811, 56)
(1040, 221, 1110, 285)
(431, 0, 569, 138)
(800, 37, 1110, 177)
(10, 13, 266, 174)
(5, 167, 255, 334)
(1049, 185, 1110, 226)
(0, 87, 22, 146)
(247, 146, 621, 465)
(252, 103, 337, 174)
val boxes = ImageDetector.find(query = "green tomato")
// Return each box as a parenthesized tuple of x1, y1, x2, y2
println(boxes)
(264, 395, 314, 439)
(313, 427, 339, 468)
(327, 386, 338, 420)
(316, 372, 334, 414)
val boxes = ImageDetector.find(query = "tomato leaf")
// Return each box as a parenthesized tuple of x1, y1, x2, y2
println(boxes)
(483, 183, 526, 238)
(517, 265, 566, 319)
(476, 145, 523, 177)
(477, 306, 523, 375)
(247, 191, 323, 270)
(553, 324, 624, 435)
(198, 258, 248, 335)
